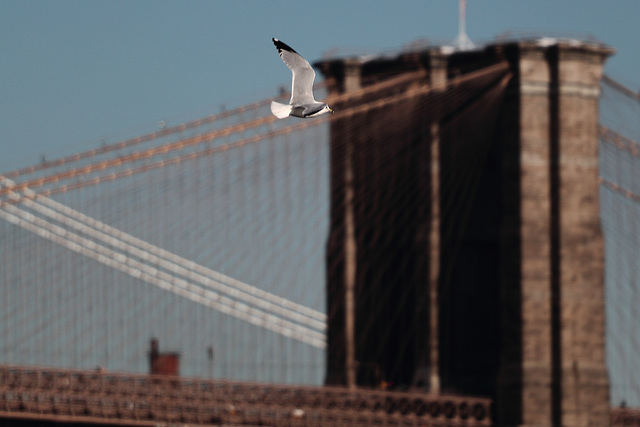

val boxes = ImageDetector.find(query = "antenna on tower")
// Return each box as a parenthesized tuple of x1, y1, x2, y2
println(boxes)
(453, 0, 475, 50)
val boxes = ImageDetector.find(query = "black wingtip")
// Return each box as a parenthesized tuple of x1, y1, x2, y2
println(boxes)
(272, 37, 298, 54)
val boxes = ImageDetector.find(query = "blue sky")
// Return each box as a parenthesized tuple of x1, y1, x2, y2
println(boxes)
(1, 0, 639, 173)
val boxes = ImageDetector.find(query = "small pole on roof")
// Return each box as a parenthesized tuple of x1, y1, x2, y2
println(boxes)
(454, 0, 475, 50)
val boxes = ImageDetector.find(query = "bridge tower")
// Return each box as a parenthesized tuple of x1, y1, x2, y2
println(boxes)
(318, 39, 613, 426)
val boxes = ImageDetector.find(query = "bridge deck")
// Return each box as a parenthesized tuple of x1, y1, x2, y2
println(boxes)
(0, 365, 492, 426)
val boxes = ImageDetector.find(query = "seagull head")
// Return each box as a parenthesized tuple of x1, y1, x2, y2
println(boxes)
(305, 104, 334, 118)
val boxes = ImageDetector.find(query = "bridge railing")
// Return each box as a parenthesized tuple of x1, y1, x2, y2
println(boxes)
(0, 364, 492, 426)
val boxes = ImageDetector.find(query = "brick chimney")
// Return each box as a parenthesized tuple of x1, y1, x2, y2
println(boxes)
(149, 338, 180, 376)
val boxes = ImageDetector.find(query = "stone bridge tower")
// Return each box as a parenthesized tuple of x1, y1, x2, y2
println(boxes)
(318, 39, 613, 426)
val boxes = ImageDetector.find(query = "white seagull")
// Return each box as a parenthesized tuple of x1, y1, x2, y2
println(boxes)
(271, 38, 334, 119)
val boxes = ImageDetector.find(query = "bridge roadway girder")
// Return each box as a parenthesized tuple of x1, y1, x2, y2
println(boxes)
(0, 365, 492, 426)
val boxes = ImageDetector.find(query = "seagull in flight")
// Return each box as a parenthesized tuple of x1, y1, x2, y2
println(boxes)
(271, 38, 334, 119)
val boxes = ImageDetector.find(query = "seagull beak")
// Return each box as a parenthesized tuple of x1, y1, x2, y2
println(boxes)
(329, 108, 334, 114)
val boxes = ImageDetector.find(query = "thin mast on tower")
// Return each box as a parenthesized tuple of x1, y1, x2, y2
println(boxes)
(453, 0, 475, 50)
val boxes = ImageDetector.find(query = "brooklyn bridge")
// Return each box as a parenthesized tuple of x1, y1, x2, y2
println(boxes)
(1, 38, 639, 426)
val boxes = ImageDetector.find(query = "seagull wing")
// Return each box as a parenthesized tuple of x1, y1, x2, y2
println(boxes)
(273, 38, 317, 105)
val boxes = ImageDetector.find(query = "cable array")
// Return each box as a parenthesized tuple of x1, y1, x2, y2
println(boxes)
(599, 75, 640, 407)
(0, 62, 507, 382)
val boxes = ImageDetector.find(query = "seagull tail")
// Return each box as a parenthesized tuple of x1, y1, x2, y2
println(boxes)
(270, 101, 293, 119)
